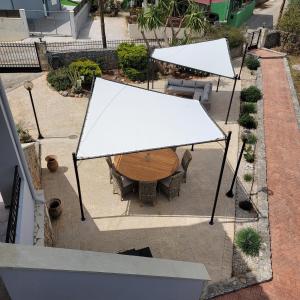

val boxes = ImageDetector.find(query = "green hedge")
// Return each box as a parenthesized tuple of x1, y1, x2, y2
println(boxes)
(239, 113, 257, 129)
(117, 43, 148, 81)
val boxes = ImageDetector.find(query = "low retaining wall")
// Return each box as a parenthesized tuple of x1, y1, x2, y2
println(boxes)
(47, 49, 118, 70)
(0, 15, 29, 41)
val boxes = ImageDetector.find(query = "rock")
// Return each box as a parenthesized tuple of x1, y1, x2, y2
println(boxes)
(62, 91, 68, 97)
(292, 64, 300, 71)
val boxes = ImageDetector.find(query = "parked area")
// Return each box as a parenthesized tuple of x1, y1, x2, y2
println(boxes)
(6, 65, 240, 282)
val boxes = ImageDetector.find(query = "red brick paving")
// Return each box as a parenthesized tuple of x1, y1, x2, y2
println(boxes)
(216, 53, 300, 299)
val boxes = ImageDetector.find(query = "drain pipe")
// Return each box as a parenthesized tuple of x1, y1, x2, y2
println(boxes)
(0, 78, 42, 203)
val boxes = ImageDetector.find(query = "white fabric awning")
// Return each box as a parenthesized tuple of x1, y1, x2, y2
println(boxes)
(151, 38, 235, 79)
(76, 78, 225, 160)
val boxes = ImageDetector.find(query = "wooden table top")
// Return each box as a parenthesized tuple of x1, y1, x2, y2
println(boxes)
(114, 149, 179, 182)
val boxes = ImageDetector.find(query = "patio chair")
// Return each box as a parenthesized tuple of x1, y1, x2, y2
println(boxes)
(111, 168, 135, 201)
(158, 171, 184, 200)
(178, 150, 192, 183)
(139, 181, 157, 205)
(105, 156, 114, 183)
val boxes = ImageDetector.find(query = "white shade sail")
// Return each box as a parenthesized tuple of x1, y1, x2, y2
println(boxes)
(151, 38, 236, 79)
(76, 78, 225, 160)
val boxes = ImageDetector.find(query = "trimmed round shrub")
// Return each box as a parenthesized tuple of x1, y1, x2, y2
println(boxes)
(235, 228, 261, 257)
(117, 43, 148, 81)
(241, 102, 257, 114)
(124, 68, 146, 81)
(241, 132, 257, 145)
(241, 86, 262, 102)
(245, 55, 260, 70)
(244, 146, 255, 163)
(239, 114, 257, 129)
(69, 59, 102, 89)
(243, 173, 253, 182)
(47, 67, 72, 91)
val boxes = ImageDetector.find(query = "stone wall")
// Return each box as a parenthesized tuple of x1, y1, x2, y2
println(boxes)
(22, 142, 42, 190)
(47, 49, 118, 70)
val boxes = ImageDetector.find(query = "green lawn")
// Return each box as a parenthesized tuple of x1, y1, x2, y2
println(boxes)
(61, 0, 77, 7)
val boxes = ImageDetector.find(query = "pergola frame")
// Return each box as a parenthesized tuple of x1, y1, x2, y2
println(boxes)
(147, 39, 239, 124)
(72, 77, 232, 225)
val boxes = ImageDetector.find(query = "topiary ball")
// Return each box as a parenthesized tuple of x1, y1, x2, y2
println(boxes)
(245, 55, 260, 70)
(241, 86, 262, 102)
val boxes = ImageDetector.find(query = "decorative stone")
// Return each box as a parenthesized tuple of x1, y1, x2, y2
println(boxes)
(292, 64, 300, 71)
(62, 91, 68, 97)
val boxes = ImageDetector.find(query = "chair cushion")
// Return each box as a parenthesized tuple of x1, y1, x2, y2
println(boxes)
(168, 78, 183, 86)
(160, 176, 172, 187)
(121, 176, 134, 187)
(182, 79, 196, 88)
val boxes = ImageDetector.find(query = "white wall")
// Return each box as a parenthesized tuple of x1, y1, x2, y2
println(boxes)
(0, 79, 36, 244)
(72, 2, 90, 38)
(0, 17, 29, 41)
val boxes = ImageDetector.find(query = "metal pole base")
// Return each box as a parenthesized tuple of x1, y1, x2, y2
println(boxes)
(209, 220, 214, 225)
(38, 135, 44, 139)
(81, 217, 86, 221)
(191, 144, 194, 151)
(226, 190, 234, 198)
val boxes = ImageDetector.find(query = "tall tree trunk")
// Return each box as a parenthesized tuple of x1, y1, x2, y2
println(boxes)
(153, 30, 162, 47)
(98, 0, 107, 48)
(141, 30, 150, 50)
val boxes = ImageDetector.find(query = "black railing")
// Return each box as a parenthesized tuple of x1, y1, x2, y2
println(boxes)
(46, 39, 165, 52)
(74, 0, 89, 15)
(5, 166, 21, 244)
(0, 10, 20, 18)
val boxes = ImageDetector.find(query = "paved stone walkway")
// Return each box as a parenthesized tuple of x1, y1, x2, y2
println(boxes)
(216, 51, 300, 299)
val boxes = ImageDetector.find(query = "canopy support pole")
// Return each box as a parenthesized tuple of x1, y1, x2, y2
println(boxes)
(147, 57, 150, 90)
(226, 139, 246, 198)
(209, 131, 232, 225)
(216, 76, 221, 92)
(238, 43, 248, 80)
(151, 60, 154, 89)
(72, 153, 85, 221)
(225, 76, 238, 124)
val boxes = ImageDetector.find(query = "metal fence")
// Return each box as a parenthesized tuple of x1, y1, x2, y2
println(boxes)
(5, 166, 21, 244)
(46, 39, 166, 53)
(0, 42, 41, 71)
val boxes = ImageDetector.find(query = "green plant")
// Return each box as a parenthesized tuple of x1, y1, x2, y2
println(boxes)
(235, 228, 261, 257)
(241, 132, 257, 145)
(117, 43, 148, 81)
(245, 55, 260, 70)
(47, 68, 72, 91)
(241, 102, 257, 114)
(243, 173, 253, 182)
(278, 1, 300, 35)
(16, 123, 34, 143)
(208, 25, 245, 49)
(241, 86, 262, 102)
(239, 114, 257, 129)
(67, 66, 82, 93)
(69, 59, 102, 89)
(244, 146, 255, 163)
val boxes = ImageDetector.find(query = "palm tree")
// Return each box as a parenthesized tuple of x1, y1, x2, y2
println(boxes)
(98, 0, 107, 48)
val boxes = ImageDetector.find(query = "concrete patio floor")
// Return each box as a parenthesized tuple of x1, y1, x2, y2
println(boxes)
(5, 64, 241, 283)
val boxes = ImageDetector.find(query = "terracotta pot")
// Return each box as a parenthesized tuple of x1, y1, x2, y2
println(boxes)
(48, 198, 62, 219)
(45, 155, 58, 172)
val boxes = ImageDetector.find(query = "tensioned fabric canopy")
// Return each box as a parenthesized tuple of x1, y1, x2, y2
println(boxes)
(151, 38, 236, 79)
(76, 78, 225, 160)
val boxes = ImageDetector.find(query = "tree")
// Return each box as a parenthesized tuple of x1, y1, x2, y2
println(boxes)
(137, 0, 208, 48)
(98, 0, 107, 48)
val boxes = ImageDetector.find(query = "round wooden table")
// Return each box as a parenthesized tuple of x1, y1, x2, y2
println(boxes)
(114, 149, 179, 182)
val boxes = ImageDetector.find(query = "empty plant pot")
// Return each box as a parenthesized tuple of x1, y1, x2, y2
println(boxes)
(239, 200, 253, 211)
(48, 198, 62, 219)
(45, 155, 58, 172)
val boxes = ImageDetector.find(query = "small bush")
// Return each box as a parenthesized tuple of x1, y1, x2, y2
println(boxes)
(124, 67, 146, 81)
(241, 102, 257, 114)
(244, 146, 255, 163)
(245, 55, 260, 70)
(239, 114, 257, 129)
(117, 43, 148, 81)
(69, 59, 102, 89)
(235, 228, 261, 257)
(16, 123, 34, 143)
(244, 173, 253, 182)
(47, 68, 72, 91)
(241, 132, 257, 144)
(241, 86, 262, 102)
